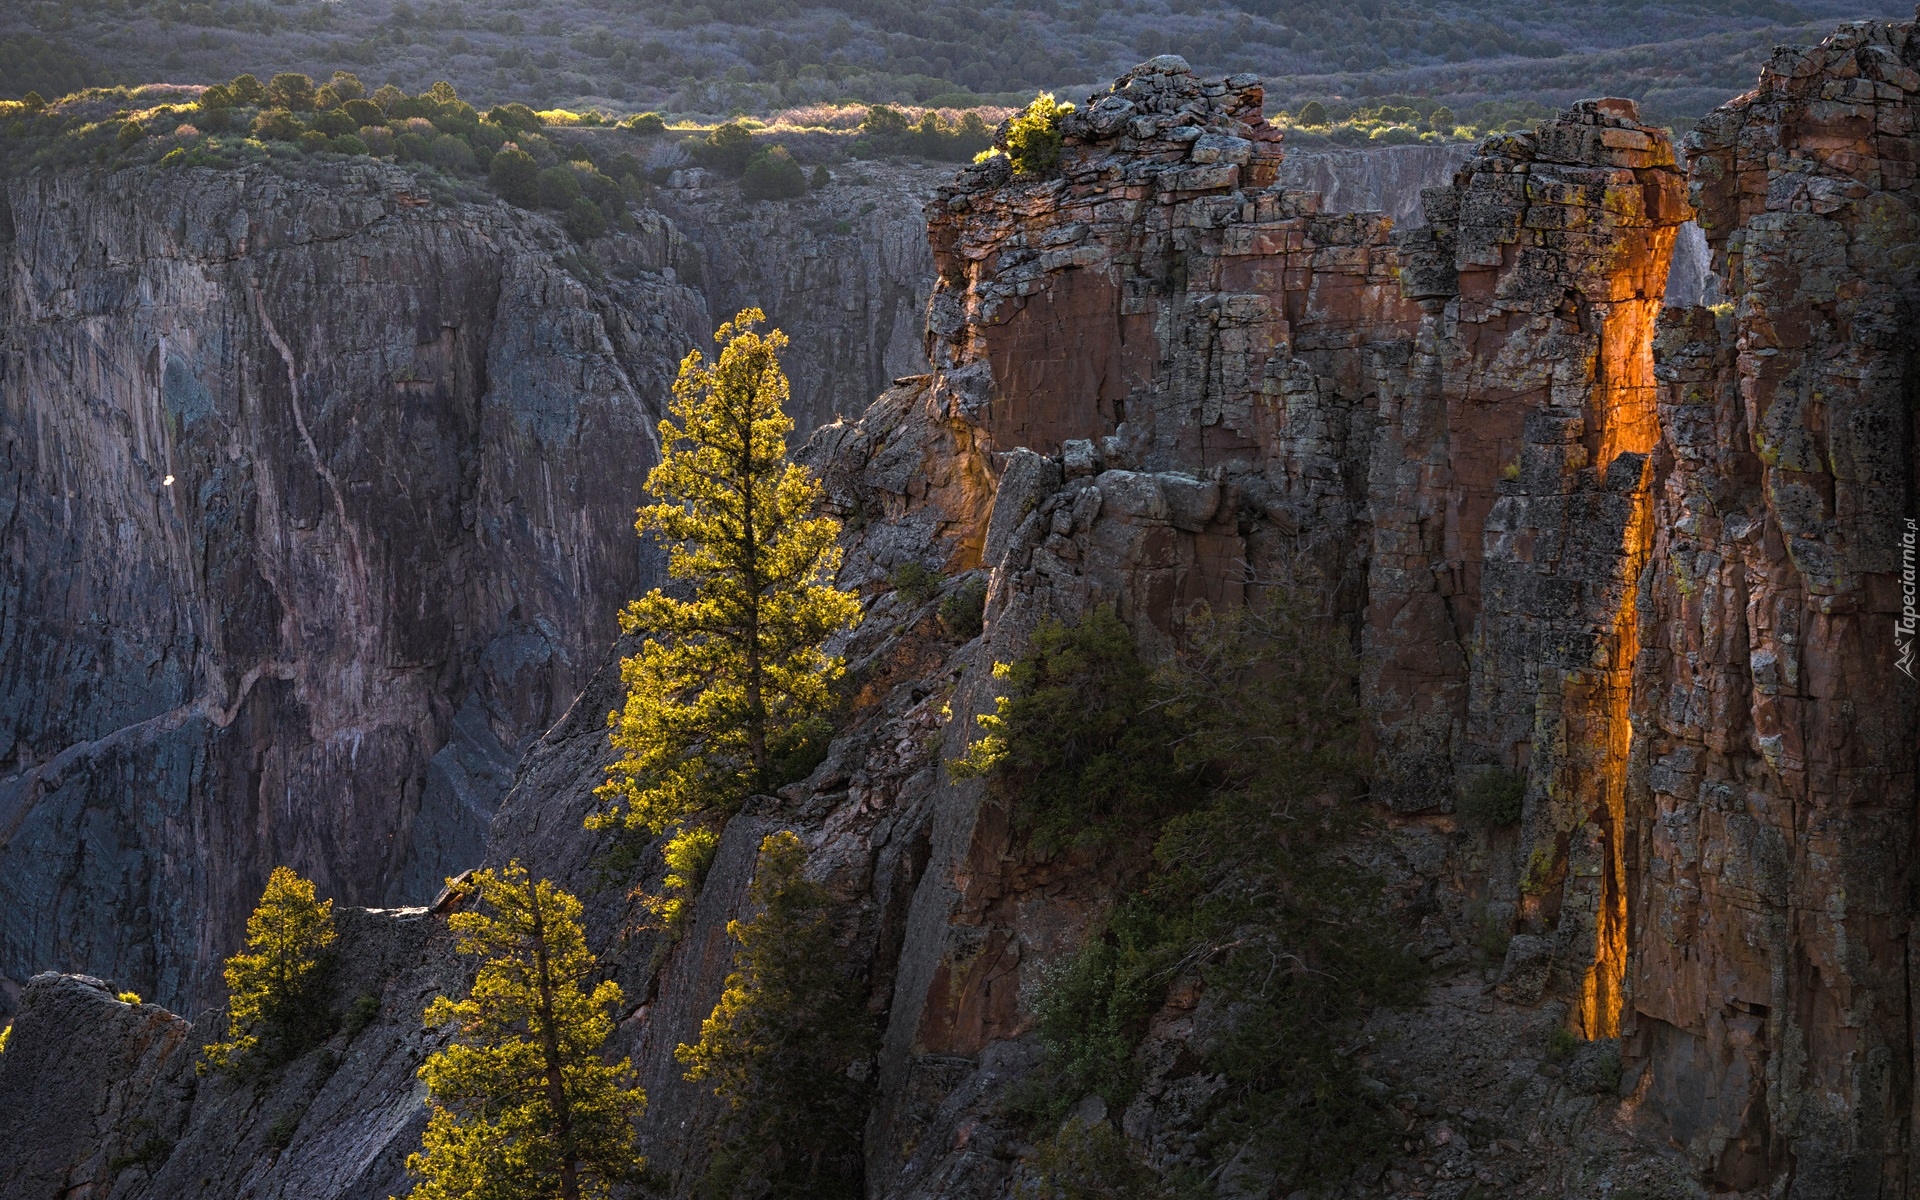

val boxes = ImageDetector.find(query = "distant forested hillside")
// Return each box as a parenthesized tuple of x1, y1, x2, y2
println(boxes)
(2, 0, 1909, 124)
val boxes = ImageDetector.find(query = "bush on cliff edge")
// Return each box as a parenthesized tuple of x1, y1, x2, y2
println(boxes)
(963, 598, 1422, 1194)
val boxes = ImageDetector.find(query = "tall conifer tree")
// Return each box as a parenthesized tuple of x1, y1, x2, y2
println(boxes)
(406, 864, 644, 1200)
(594, 308, 862, 835)
(676, 831, 870, 1198)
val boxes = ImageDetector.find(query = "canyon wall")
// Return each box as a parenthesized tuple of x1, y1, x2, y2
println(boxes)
(0, 159, 708, 1016)
(1, 21, 1916, 1200)
(650, 162, 949, 434)
(1629, 22, 1920, 1190)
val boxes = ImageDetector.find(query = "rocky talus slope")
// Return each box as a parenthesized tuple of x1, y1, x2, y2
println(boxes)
(2, 21, 1917, 1200)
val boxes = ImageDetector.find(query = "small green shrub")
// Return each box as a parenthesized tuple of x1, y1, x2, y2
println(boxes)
(890, 561, 942, 606)
(489, 145, 539, 205)
(297, 130, 330, 154)
(698, 120, 756, 176)
(265, 1108, 302, 1151)
(1459, 768, 1525, 828)
(229, 74, 268, 106)
(251, 108, 302, 142)
(564, 195, 607, 241)
(310, 109, 355, 137)
(267, 72, 317, 112)
(538, 164, 583, 208)
(430, 133, 475, 172)
(342, 993, 380, 1037)
(1004, 92, 1074, 176)
(117, 991, 142, 1005)
(640, 824, 719, 937)
(624, 111, 667, 135)
(0, 1024, 11, 1054)
(116, 120, 146, 149)
(1017, 1119, 1170, 1200)
(481, 102, 537, 135)
(939, 577, 988, 639)
(1295, 99, 1328, 126)
(106, 1124, 173, 1175)
(742, 145, 806, 200)
(1546, 1026, 1578, 1062)
(950, 606, 1187, 850)
(811, 164, 830, 189)
(1591, 1049, 1623, 1094)
(1020, 918, 1163, 1121)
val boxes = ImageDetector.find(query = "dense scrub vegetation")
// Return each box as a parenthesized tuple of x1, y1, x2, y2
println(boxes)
(959, 601, 1424, 1195)
(0, 0, 1902, 128)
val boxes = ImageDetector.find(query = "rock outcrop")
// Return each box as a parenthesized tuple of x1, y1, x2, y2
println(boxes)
(1628, 19, 1920, 1190)
(0, 907, 460, 1199)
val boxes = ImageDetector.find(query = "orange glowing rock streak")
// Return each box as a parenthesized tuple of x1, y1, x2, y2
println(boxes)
(1576, 273, 1669, 1040)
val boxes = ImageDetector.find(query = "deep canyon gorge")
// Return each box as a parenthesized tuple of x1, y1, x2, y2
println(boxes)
(1, 13, 1917, 1200)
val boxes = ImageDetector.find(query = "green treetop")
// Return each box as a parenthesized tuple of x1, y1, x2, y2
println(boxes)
(594, 309, 862, 836)
(202, 865, 337, 1073)
(676, 831, 871, 1198)
(406, 864, 645, 1200)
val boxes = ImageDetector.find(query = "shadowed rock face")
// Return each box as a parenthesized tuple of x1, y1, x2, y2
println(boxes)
(0, 160, 708, 1016)
(1, 24, 1916, 1200)
(1629, 18, 1920, 1188)
(650, 162, 950, 435)
(0, 908, 460, 1200)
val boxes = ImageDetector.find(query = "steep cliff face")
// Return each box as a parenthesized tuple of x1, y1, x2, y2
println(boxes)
(1377, 103, 1692, 1065)
(0, 908, 461, 1199)
(650, 162, 951, 434)
(0, 160, 708, 1016)
(3, 25, 1916, 1200)
(1629, 20, 1920, 1189)
(1276, 142, 1475, 226)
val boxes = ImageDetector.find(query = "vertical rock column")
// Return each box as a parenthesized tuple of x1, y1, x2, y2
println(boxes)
(1630, 17, 1920, 1191)
(1383, 102, 1690, 1038)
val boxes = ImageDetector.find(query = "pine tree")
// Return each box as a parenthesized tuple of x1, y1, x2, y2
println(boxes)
(407, 864, 645, 1200)
(676, 832, 871, 1199)
(594, 309, 862, 836)
(201, 865, 337, 1073)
